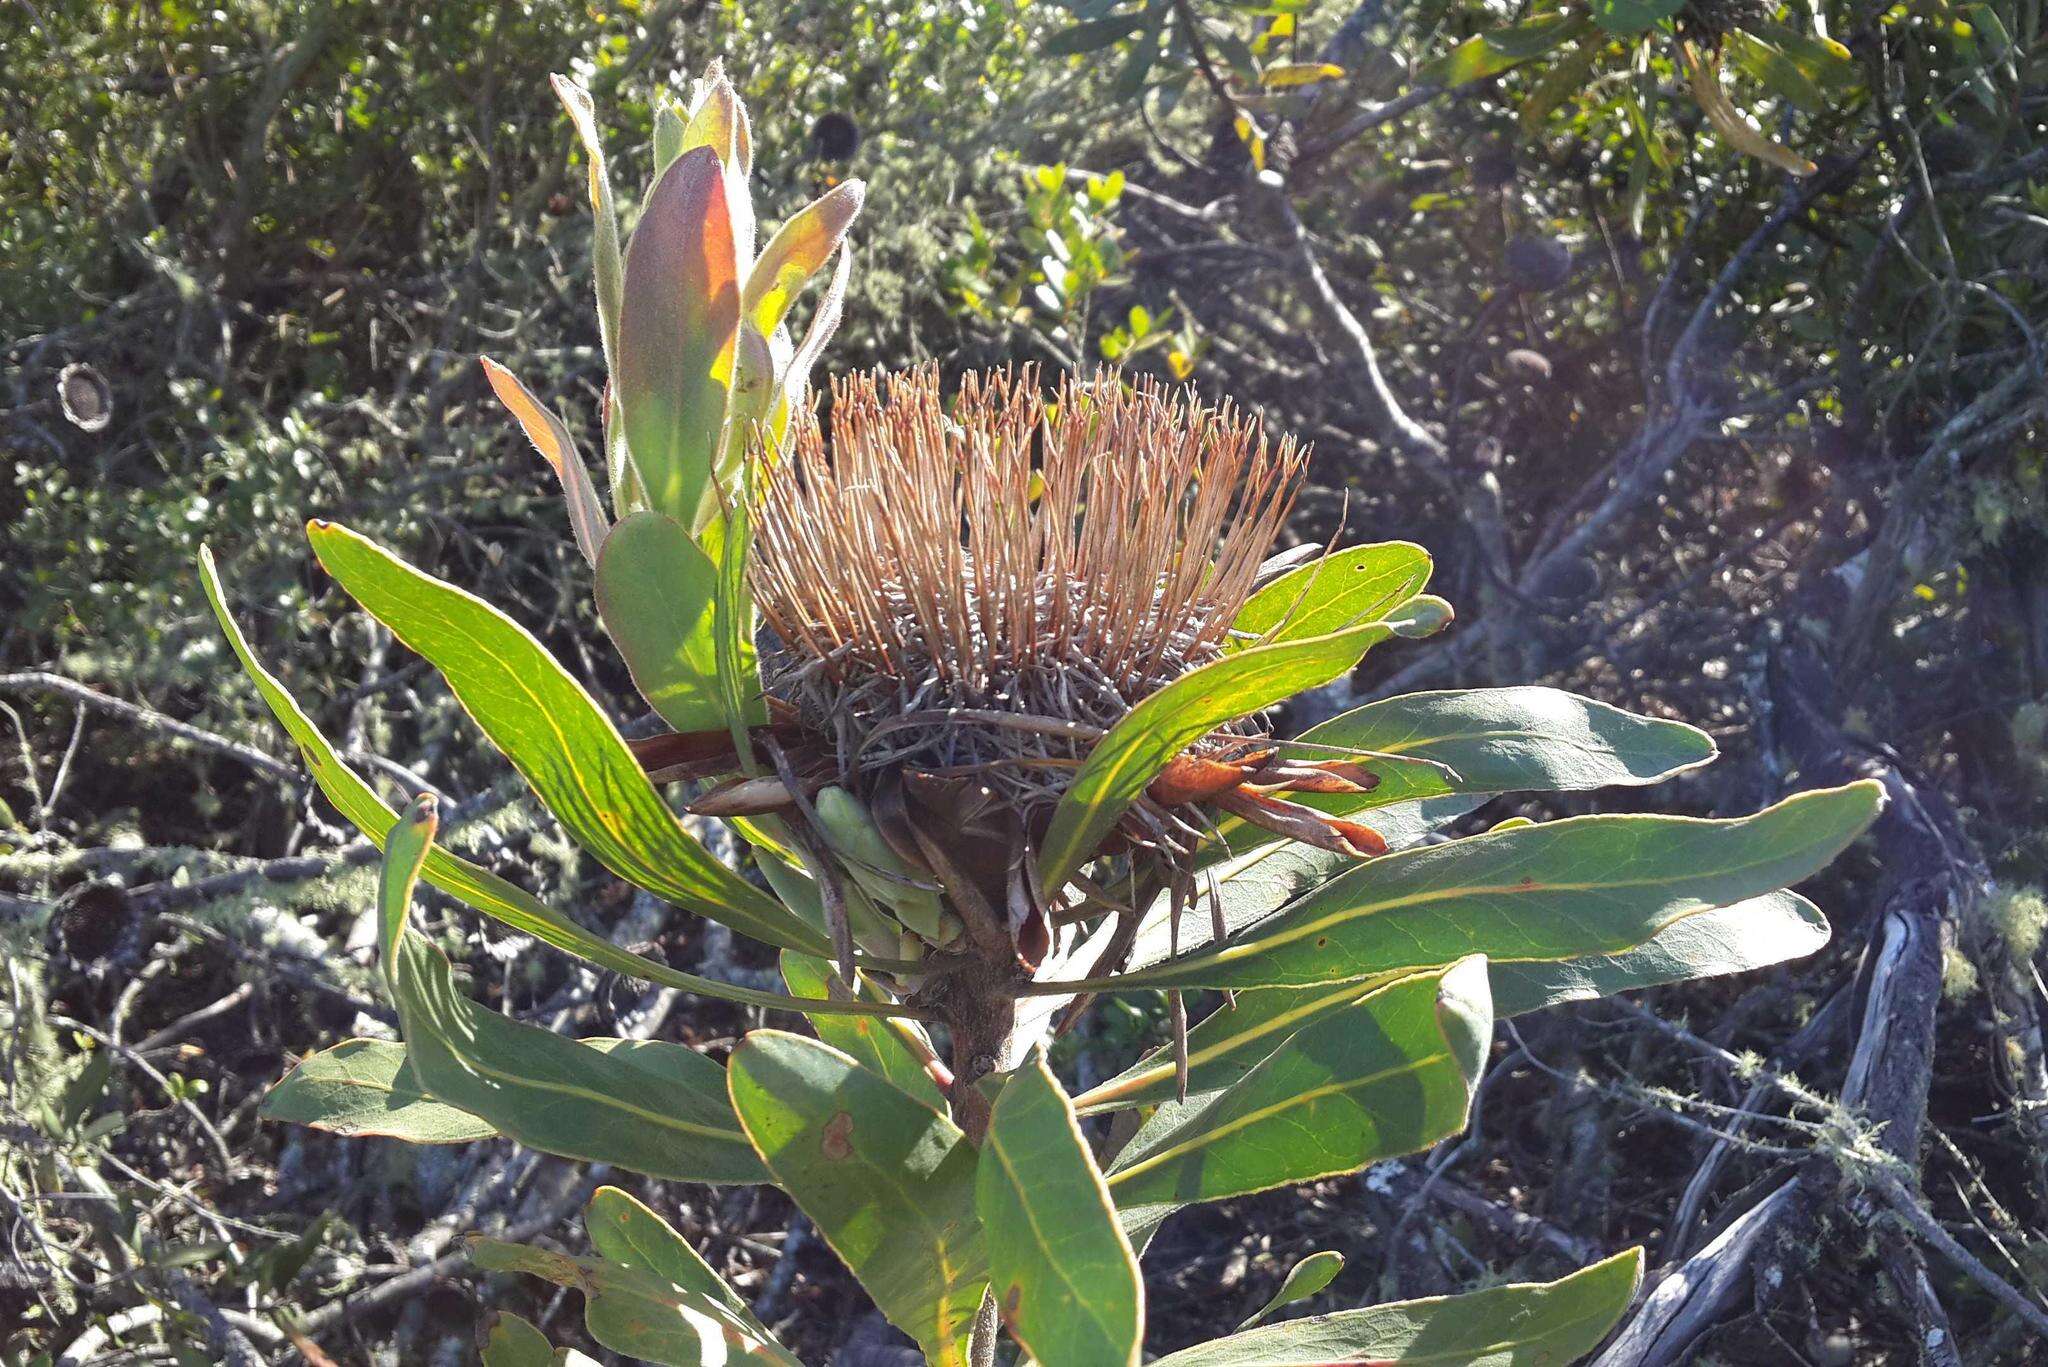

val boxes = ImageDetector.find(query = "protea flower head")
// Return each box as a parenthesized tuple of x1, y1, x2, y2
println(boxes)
(752, 365, 1299, 811)
(646, 364, 1407, 995)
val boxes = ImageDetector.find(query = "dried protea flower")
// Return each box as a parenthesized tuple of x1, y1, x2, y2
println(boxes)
(751, 366, 1299, 812)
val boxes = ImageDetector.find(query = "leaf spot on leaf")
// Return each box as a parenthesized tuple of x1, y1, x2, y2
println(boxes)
(822, 1109, 855, 1160)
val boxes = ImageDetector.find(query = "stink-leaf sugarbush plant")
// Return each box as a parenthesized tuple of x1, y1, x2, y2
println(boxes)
(209, 67, 1881, 1367)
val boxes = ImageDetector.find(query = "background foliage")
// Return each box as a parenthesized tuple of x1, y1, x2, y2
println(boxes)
(3, 0, 2045, 1361)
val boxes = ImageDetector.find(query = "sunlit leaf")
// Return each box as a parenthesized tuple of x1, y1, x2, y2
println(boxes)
(305, 521, 826, 956)
(978, 1049, 1142, 1366)
(201, 545, 910, 1017)
(1104, 959, 1490, 1216)
(1239, 1250, 1344, 1330)
(596, 511, 763, 735)
(618, 146, 740, 529)
(1037, 594, 1450, 893)
(728, 1031, 988, 1366)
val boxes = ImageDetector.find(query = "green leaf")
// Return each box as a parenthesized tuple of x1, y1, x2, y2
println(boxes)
(1080, 886, 1828, 1116)
(781, 953, 947, 1110)
(1151, 1246, 1643, 1365)
(1229, 542, 1432, 648)
(1728, 29, 1826, 111)
(728, 1031, 988, 1365)
(618, 146, 740, 528)
(262, 1038, 497, 1144)
(1075, 977, 1391, 1115)
(1105, 959, 1491, 1216)
(585, 1186, 764, 1330)
(977, 1049, 1143, 1367)
(377, 796, 766, 1184)
(480, 1312, 560, 1367)
(1490, 889, 1830, 1014)
(1421, 15, 1593, 86)
(1210, 686, 1717, 855)
(596, 511, 762, 735)
(470, 1238, 798, 1366)
(304, 521, 826, 956)
(1587, 0, 1682, 34)
(1037, 594, 1450, 893)
(1521, 37, 1602, 131)
(1045, 13, 1147, 55)
(1239, 1250, 1344, 1330)
(199, 546, 910, 1019)
(1075, 782, 1878, 993)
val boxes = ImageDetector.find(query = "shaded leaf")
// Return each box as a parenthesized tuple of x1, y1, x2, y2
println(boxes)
(1587, 0, 1682, 33)
(1150, 1246, 1642, 1365)
(262, 1038, 496, 1144)
(1490, 889, 1830, 1014)
(470, 1238, 797, 1366)
(1105, 960, 1491, 1216)
(978, 1049, 1142, 1366)
(1075, 782, 1878, 993)
(480, 1312, 557, 1367)
(376, 796, 767, 1183)
(728, 1031, 987, 1365)
(1211, 686, 1716, 855)
(586, 1186, 764, 1330)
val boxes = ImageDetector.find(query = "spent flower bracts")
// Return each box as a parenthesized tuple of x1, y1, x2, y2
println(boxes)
(207, 64, 1884, 1367)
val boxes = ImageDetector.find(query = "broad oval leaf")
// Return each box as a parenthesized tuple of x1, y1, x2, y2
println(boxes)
(471, 1237, 797, 1366)
(1150, 1246, 1643, 1366)
(1490, 888, 1831, 1015)
(378, 796, 766, 1184)
(1074, 782, 1879, 993)
(305, 521, 827, 956)
(1229, 541, 1431, 648)
(619, 146, 740, 528)
(977, 1050, 1143, 1367)
(262, 1038, 496, 1144)
(480, 1312, 558, 1367)
(1037, 593, 1451, 893)
(200, 546, 909, 1017)
(1207, 686, 1717, 857)
(596, 511, 763, 735)
(728, 1031, 988, 1366)
(1105, 959, 1492, 1217)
